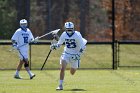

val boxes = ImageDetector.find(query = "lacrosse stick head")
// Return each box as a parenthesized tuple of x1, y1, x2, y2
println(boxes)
(52, 34, 59, 41)
(51, 29, 60, 35)
(51, 29, 60, 40)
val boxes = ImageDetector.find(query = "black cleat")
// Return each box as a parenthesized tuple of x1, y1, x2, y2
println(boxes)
(30, 74, 36, 79)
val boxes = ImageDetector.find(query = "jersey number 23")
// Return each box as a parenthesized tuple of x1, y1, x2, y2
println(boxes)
(65, 39, 76, 48)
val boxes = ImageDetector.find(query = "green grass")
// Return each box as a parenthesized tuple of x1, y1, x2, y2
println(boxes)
(0, 44, 140, 93)
(1, 44, 140, 69)
(0, 70, 140, 93)
(0, 45, 113, 69)
(119, 45, 140, 66)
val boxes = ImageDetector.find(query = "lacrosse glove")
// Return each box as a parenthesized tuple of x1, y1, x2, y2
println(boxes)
(71, 54, 81, 60)
(12, 44, 19, 50)
(31, 36, 39, 43)
(71, 47, 86, 61)
(34, 36, 39, 41)
(50, 43, 59, 50)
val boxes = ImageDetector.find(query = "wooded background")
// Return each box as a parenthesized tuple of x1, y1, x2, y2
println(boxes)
(0, 0, 140, 42)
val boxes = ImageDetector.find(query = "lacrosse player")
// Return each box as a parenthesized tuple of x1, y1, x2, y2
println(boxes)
(11, 19, 37, 79)
(50, 22, 87, 90)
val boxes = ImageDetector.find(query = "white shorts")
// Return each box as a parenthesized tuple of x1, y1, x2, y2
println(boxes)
(60, 52, 80, 69)
(18, 49, 28, 60)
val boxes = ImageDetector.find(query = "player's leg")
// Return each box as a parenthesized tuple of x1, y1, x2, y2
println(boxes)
(14, 60, 24, 79)
(56, 59, 67, 90)
(70, 68, 77, 75)
(20, 50, 35, 79)
(23, 58, 35, 79)
(70, 60, 80, 75)
(14, 51, 25, 79)
(56, 53, 68, 90)
(17, 60, 24, 70)
(60, 59, 67, 82)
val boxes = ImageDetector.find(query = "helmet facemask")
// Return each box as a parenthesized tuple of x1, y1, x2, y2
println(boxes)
(66, 28, 74, 35)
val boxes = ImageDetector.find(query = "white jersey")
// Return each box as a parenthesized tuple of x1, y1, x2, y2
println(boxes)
(11, 28, 34, 50)
(58, 31, 87, 54)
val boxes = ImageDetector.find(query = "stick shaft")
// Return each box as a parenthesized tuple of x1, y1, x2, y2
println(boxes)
(18, 29, 60, 47)
(38, 29, 60, 39)
(41, 50, 52, 70)
(10, 29, 60, 51)
(38, 32, 51, 39)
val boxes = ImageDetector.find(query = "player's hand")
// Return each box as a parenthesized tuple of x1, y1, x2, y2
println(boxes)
(76, 54, 80, 60)
(34, 36, 39, 41)
(72, 54, 80, 60)
(31, 37, 39, 43)
(12, 44, 19, 50)
(50, 43, 58, 50)
(34, 36, 39, 43)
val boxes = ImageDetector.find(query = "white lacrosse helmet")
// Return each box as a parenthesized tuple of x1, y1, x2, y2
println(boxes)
(20, 19, 27, 27)
(64, 22, 74, 35)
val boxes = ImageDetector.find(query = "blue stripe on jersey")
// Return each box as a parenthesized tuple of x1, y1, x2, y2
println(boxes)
(66, 31, 75, 37)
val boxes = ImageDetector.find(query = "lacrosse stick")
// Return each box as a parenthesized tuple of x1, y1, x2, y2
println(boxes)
(40, 35, 58, 70)
(40, 49, 52, 70)
(36, 29, 60, 39)
(9, 29, 60, 52)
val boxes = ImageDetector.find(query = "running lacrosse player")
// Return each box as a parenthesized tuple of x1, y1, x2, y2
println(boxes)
(11, 19, 37, 79)
(50, 22, 87, 90)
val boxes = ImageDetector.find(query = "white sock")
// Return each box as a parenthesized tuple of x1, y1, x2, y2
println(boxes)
(27, 70, 33, 77)
(15, 70, 19, 76)
(59, 80, 63, 85)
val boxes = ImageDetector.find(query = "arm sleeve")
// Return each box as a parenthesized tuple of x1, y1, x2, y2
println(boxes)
(81, 38, 87, 49)
(57, 32, 65, 45)
(28, 29, 34, 42)
(77, 32, 87, 54)
(11, 31, 18, 42)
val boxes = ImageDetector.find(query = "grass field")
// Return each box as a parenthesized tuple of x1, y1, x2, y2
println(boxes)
(0, 44, 140, 93)
(0, 45, 113, 69)
(0, 70, 140, 93)
(1, 44, 140, 69)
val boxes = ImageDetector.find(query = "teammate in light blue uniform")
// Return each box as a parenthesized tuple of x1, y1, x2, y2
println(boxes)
(50, 22, 87, 90)
(11, 19, 36, 79)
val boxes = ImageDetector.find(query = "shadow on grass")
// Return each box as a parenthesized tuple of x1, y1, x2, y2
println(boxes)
(13, 78, 30, 80)
(21, 78, 31, 80)
(64, 88, 87, 91)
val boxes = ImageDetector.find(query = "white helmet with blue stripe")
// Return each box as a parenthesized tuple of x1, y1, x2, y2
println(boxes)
(20, 19, 27, 31)
(64, 22, 74, 35)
